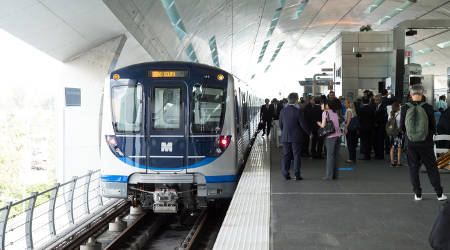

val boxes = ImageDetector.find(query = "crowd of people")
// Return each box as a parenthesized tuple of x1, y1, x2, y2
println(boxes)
(260, 85, 449, 201)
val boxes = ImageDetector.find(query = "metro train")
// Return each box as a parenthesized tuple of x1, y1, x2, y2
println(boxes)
(100, 61, 262, 213)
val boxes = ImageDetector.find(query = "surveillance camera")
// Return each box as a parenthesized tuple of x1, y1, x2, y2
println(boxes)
(406, 29, 417, 36)
(356, 52, 362, 58)
(359, 25, 372, 32)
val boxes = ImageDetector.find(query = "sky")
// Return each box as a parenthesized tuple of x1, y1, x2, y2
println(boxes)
(0, 29, 63, 100)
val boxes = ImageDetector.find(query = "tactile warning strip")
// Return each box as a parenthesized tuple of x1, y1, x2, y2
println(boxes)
(213, 134, 270, 250)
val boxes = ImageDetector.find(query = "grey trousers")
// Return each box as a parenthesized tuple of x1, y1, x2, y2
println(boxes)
(325, 136, 341, 180)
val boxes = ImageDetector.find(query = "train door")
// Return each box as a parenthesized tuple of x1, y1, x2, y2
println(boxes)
(146, 82, 189, 172)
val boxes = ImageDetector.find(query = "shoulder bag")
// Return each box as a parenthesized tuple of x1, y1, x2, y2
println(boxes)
(318, 111, 336, 137)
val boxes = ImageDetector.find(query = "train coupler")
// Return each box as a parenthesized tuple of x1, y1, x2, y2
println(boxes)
(153, 188, 178, 213)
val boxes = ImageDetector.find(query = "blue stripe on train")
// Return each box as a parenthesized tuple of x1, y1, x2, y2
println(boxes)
(117, 157, 217, 170)
(204, 175, 237, 183)
(101, 175, 129, 182)
(101, 174, 237, 183)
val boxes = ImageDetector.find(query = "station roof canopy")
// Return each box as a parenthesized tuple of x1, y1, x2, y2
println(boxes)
(1, 0, 450, 82)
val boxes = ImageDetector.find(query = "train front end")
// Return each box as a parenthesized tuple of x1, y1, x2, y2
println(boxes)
(100, 62, 237, 213)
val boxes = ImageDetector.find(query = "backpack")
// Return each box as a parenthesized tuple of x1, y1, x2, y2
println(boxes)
(405, 102, 429, 142)
(429, 201, 450, 250)
(386, 113, 400, 136)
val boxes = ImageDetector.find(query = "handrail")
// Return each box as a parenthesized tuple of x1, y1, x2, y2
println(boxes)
(0, 169, 110, 249)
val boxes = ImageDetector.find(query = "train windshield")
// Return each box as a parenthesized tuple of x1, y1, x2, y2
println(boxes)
(111, 85, 143, 133)
(191, 87, 225, 134)
(152, 87, 181, 130)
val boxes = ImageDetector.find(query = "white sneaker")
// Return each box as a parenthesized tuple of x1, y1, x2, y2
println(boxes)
(414, 194, 422, 201)
(438, 194, 447, 201)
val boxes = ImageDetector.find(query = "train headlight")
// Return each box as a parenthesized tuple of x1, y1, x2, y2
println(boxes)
(113, 74, 120, 80)
(217, 74, 224, 81)
(106, 135, 124, 157)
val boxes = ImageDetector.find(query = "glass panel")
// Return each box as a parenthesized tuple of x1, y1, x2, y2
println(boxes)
(192, 87, 225, 134)
(111, 85, 142, 133)
(153, 87, 181, 130)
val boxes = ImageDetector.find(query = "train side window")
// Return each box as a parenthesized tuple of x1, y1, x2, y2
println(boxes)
(111, 85, 143, 133)
(152, 87, 181, 130)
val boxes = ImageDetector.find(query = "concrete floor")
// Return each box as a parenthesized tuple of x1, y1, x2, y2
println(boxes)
(270, 144, 450, 250)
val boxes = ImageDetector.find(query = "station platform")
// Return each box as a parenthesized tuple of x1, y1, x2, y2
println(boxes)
(215, 134, 450, 250)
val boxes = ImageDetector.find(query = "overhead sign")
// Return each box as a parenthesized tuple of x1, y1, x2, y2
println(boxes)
(299, 80, 332, 86)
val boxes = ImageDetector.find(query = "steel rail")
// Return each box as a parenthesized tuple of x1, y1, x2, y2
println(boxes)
(179, 208, 208, 250)
(104, 213, 166, 250)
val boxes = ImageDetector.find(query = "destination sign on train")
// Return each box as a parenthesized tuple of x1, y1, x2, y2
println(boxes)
(150, 70, 188, 78)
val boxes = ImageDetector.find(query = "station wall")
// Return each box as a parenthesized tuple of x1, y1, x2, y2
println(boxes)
(56, 35, 126, 182)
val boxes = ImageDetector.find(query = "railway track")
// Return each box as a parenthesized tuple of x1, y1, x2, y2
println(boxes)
(78, 202, 229, 250)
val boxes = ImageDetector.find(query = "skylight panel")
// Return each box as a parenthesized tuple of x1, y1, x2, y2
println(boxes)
(437, 41, 450, 49)
(415, 48, 433, 55)
(316, 34, 340, 55)
(270, 41, 285, 62)
(258, 40, 270, 63)
(161, 0, 199, 62)
(161, 0, 187, 41)
(364, 0, 386, 14)
(209, 36, 220, 67)
(266, 0, 286, 37)
(264, 65, 271, 73)
(421, 62, 435, 67)
(305, 57, 316, 65)
(185, 44, 198, 62)
(375, 0, 415, 25)
(292, 0, 308, 20)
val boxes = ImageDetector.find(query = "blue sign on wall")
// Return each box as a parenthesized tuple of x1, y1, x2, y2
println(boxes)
(65, 88, 81, 106)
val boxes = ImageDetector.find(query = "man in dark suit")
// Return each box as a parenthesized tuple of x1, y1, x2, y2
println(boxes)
(260, 98, 274, 136)
(272, 99, 283, 120)
(373, 95, 388, 159)
(358, 96, 375, 160)
(279, 93, 311, 180)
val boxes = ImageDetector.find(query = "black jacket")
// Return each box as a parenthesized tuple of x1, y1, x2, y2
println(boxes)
(400, 101, 436, 147)
(374, 104, 388, 129)
(279, 105, 310, 143)
(260, 104, 274, 121)
(358, 104, 375, 131)
(310, 104, 323, 131)
(272, 103, 283, 120)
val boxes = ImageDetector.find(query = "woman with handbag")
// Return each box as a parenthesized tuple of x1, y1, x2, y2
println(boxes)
(344, 100, 359, 164)
(317, 99, 343, 180)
